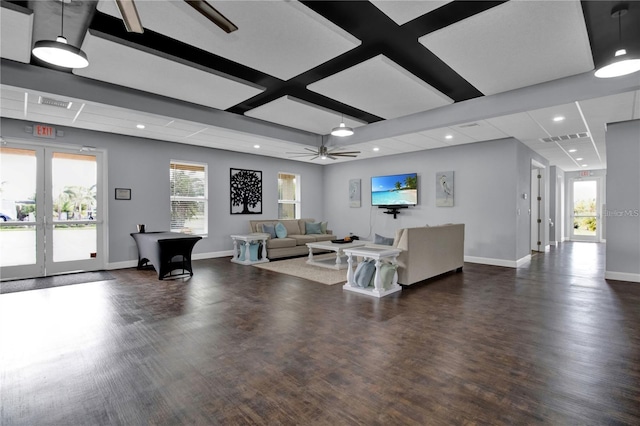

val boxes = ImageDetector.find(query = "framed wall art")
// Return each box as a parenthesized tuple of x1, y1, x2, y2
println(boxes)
(230, 168, 262, 214)
(349, 178, 361, 208)
(436, 171, 454, 207)
(115, 188, 131, 200)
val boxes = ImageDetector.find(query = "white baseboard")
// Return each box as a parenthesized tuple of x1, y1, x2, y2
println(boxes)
(106, 251, 233, 271)
(464, 256, 527, 268)
(106, 260, 138, 270)
(605, 271, 640, 283)
(193, 250, 233, 260)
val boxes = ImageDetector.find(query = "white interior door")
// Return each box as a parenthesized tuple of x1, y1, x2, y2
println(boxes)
(0, 142, 104, 280)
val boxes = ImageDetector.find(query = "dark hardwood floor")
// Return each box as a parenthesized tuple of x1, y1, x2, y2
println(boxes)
(1, 242, 639, 425)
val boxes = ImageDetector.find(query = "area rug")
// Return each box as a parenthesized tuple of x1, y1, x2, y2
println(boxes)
(252, 255, 349, 285)
(0, 271, 115, 294)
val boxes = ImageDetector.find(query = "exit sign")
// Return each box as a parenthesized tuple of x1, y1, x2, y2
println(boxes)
(580, 171, 591, 177)
(33, 124, 56, 139)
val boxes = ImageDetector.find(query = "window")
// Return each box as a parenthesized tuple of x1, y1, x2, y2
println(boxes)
(170, 161, 207, 235)
(278, 172, 300, 219)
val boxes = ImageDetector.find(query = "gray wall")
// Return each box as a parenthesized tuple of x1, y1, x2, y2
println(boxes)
(605, 119, 640, 280)
(1, 118, 327, 263)
(322, 138, 542, 265)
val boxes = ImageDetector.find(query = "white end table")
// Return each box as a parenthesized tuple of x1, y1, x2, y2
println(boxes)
(343, 246, 402, 298)
(230, 233, 270, 265)
(305, 240, 367, 270)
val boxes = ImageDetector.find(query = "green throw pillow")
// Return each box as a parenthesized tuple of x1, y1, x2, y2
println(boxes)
(379, 263, 397, 289)
(275, 222, 287, 238)
(305, 221, 322, 235)
(320, 221, 328, 234)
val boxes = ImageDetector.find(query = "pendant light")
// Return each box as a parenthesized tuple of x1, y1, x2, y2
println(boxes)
(32, 0, 89, 69)
(594, 4, 640, 78)
(331, 115, 354, 137)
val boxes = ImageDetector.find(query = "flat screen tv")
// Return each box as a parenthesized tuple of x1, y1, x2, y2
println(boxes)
(371, 173, 418, 207)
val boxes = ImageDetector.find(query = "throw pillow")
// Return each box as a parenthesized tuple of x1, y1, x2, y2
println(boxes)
(353, 259, 376, 288)
(261, 223, 276, 239)
(305, 221, 322, 235)
(374, 233, 394, 246)
(275, 222, 288, 238)
(379, 263, 398, 289)
(320, 221, 328, 234)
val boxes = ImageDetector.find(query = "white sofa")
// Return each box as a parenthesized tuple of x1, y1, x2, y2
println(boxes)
(391, 224, 465, 285)
(248, 218, 335, 259)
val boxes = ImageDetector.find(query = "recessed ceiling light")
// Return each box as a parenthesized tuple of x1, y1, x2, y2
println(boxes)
(136, 124, 145, 129)
(576, 157, 584, 161)
(253, 144, 260, 149)
(445, 134, 453, 140)
(373, 147, 380, 152)
(568, 149, 577, 153)
(553, 116, 565, 122)
(582, 164, 588, 167)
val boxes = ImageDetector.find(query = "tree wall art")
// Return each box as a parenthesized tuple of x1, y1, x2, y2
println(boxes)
(230, 168, 262, 214)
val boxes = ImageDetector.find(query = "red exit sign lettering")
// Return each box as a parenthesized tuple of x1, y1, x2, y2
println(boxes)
(33, 124, 56, 139)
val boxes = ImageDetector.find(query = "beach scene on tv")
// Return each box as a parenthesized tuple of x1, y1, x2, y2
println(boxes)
(371, 173, 418, 206)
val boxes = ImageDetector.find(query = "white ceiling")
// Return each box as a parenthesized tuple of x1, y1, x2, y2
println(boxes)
(96, 0, 362, 80)
(418, 0, 595, 96)
(1, 0, 640, 172)
(75, 31, 265, 110)
(307, 55, 454, 119)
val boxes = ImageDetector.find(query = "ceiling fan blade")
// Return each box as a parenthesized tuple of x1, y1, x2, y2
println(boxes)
(184, 0, 238, 33)
(304, 147, 318, 153)
(115, 0, 144, 33)
(308, 155, 319, 161)
(330, 151, 360, 155)
(327, 155, 339, 160)
(332, 153, 359, 157)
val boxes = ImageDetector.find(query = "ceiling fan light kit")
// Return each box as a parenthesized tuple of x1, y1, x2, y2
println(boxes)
(32, 0, 89, 68)
(595, 4, 640, 78)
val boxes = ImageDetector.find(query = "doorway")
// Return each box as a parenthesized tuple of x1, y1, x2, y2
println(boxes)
(570, 178, 600, 242)
(0, 142, 104, 280)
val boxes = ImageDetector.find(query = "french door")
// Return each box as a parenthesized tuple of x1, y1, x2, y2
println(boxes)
(0, 142, 104, 280)
(570, 178, 600, 242)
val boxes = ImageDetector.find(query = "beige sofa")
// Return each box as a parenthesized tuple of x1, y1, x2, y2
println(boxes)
(391, 223, 465, 285)
(248, 219, 336, 259)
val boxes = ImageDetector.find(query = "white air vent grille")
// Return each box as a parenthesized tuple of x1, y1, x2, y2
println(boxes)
(540, 132, 589, 143)
(38, 96, 72, 109)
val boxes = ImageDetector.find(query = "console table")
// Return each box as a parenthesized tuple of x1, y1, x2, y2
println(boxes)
(130, 232, 202, 280)
(230, 233, 270, 265)
(343, 246, 402, 298)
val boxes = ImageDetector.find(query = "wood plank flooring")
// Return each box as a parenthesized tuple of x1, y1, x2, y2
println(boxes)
(1, 242, 639, 425)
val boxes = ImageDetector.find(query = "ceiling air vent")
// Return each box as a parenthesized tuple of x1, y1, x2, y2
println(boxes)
(458, 123, 480, 128)
(38, 96, 72, 109)
(540, 132, 589, 143)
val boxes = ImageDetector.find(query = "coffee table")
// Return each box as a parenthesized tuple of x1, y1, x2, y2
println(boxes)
(305, 240, 367, 270)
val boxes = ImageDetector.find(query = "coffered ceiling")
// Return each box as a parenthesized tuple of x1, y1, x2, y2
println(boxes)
(2, 0, 640, 171)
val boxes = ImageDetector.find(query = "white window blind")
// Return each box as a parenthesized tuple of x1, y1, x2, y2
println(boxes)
(170, 161, 207, 235)
(278, 172, 300, 219)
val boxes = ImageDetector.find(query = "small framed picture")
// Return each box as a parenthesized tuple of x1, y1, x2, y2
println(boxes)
(115, 188, 131, 200)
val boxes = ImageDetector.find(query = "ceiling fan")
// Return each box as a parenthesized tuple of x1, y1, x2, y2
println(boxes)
(287, 138, 360, 161)
(114, 0, 238, 34)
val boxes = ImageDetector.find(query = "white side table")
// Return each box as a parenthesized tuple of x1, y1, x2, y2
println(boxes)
(343, 246, 402, 298)
(230, 233, 270, 265)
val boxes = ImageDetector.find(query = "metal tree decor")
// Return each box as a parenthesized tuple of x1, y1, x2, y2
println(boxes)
(230, 168, 262, 214)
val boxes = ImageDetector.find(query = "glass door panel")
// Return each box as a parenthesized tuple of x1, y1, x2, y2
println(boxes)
(0, 144, 103, 280)
(47, 150, 102, 274)
(0, 146, 44, 279)
(571, 179, 599, 241)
